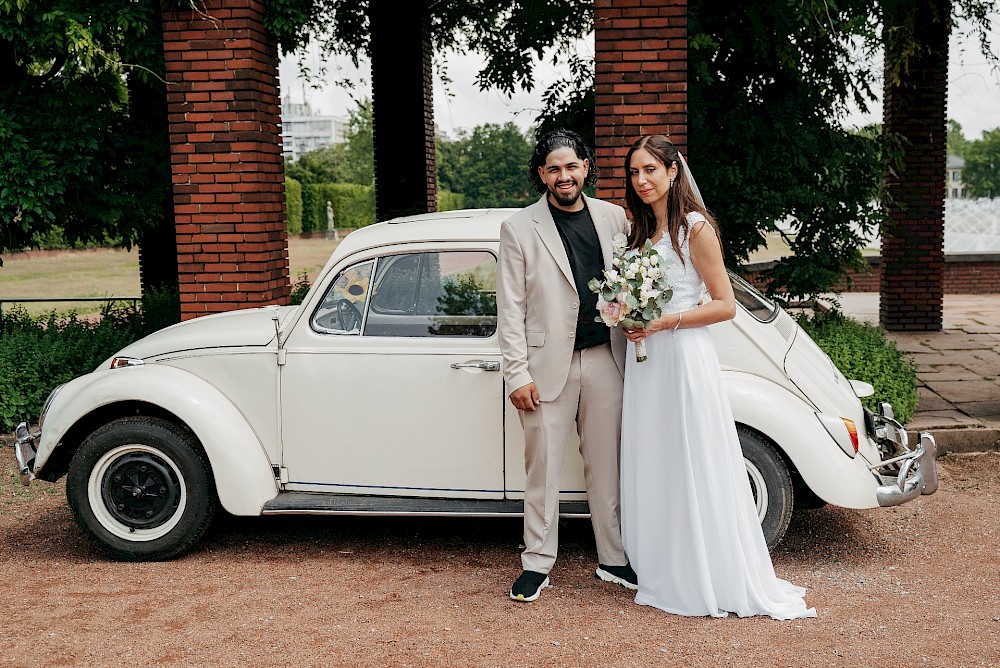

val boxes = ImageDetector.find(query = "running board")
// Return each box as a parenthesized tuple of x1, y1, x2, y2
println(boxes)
(261, 492, 591, 518)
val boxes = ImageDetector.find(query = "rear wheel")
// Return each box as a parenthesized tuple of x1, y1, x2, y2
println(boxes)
(67, 416, 216, 561)
(737, 426, 794, 550)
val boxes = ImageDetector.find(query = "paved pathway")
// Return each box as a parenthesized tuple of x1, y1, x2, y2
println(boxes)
(839, 293, 1000, 453)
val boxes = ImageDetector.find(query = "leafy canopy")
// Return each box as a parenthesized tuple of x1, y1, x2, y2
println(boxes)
(963, 127, 1000, 198)
(0, 0, 168, 263)
(265, 0, 592, 94)
(688, 0, 886, 301)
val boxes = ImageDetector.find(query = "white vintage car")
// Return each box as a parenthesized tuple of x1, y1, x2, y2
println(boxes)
(13, 209, 938, 561)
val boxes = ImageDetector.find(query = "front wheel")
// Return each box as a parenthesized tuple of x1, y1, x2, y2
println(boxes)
(67, 416, 216, 561)
(737, 426, 794, 551)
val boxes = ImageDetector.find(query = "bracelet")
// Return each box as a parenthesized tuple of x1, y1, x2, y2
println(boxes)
(672, 312, 683, 331)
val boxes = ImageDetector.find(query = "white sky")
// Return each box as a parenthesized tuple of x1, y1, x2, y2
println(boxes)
(278, 20, 1000, 142)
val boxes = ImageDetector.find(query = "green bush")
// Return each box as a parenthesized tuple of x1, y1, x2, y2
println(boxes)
(0, 303, 151, 431)
(437, 189, 465, 212)
(141, 286, 181, 333)
(302, 183, 376, 232)
(796, 311, 918, 424)
(285, 176, 303, 235)
(289, 271, 311, 306)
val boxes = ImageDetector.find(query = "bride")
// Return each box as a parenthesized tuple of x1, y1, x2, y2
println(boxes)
(619, 135, 816, 620)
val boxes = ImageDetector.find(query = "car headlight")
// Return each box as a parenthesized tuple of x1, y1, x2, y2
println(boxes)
(38, 383, 65, 431)
(109, 356, 144, 369)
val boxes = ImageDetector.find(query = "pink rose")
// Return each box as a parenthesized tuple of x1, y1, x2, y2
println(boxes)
(598, 298, 623, 326)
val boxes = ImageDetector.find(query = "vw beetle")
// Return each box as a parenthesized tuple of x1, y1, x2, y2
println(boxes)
(12, 209, 938, 560)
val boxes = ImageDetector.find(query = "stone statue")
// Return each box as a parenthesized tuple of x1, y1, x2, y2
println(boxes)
(326, 200, 338, 241)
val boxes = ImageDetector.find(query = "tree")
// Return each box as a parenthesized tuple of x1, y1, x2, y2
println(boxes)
(342, 98, 374, 186)
(436, 123, 534, 209)
(283, 99, 374, 186)
(686, 0, 886, 300)
(963, 128, 1000, 197)
(948, 119, 968, 157)
(0, 1, 170, 265)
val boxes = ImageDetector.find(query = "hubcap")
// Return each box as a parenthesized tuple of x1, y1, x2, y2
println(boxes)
(88, 444, 188, 542)
(101, 452, 180, 529)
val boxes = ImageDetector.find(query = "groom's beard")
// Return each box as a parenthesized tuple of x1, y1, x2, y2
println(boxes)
(548, 180, 583, 207)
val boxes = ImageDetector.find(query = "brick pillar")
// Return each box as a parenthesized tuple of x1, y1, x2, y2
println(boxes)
(162, 0, 289, 320)
(594, 0, 688, 206)
(880, 0, 950, 331)
(369, 0, 437, 221)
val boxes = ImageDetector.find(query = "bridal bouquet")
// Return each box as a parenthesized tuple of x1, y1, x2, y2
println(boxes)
(587, 233, 675, 363)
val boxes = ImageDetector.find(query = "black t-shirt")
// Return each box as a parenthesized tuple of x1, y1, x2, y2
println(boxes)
(548, 200, 610, 350)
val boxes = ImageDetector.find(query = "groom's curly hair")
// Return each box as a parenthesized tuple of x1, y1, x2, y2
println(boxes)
(528, 129, 599, 194)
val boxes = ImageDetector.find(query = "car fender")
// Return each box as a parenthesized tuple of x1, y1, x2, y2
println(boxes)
(724, 371, 879, 509)
(34, 364, 278, 516)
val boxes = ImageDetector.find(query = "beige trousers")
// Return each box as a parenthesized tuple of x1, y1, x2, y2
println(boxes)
(519, 343, 627, 574)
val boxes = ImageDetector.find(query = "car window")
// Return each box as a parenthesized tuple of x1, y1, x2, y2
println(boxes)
(311, 260, 374, 334)
(364, 251, 497, 338)
(729, 272, 779, 322)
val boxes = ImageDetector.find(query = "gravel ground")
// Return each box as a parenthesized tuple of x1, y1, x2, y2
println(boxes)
(1, 452, 998, 668)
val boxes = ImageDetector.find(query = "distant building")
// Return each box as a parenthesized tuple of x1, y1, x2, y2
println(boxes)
(280, 95, 348, 162)
(947, 154, 968, 199)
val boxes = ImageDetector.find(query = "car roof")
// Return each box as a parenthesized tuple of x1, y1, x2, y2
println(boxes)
(334, 208, 516, 257)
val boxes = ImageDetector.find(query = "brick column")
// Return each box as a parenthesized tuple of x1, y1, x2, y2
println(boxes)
(369, 1, 437, 221)
(162, 0, 289, 320)
(880, 0, 950, 331)
(594, 0, 688, 206)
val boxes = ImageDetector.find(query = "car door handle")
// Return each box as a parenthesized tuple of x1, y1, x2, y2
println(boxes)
(450, 360, 500, 372)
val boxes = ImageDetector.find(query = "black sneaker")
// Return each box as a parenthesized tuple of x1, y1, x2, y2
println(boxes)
(509, 570, 550, 602)
(596, 563, 639, 590)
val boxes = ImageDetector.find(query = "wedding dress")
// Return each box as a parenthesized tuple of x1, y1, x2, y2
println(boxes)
(619, 212, 816, 620)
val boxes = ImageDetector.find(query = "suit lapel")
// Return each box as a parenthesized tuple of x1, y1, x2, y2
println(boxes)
(588, 195, 616, 271)
(532, 195, 576, 288)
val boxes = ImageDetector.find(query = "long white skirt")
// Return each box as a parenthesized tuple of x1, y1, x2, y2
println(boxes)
(620, 327, 816, 620)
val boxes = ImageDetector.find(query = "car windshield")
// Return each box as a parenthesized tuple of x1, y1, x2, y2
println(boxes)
(729, 272, 778, 322)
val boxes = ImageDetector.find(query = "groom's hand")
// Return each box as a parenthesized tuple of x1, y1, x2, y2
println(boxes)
(510, 383, 540, 411)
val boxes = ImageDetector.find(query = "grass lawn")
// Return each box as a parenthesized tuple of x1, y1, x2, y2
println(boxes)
(0, 236, 341, 317)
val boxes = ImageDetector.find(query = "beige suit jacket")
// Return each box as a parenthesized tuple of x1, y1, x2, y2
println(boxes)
(497, 193, 628, 401)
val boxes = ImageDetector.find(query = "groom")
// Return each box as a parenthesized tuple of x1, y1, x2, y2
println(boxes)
(497, 129, 637, 602)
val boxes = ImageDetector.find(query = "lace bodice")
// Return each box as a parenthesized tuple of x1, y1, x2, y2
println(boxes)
(653, 212, 708, 315)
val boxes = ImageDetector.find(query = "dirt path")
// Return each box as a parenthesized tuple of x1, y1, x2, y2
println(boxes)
(2, 453, 998, 667)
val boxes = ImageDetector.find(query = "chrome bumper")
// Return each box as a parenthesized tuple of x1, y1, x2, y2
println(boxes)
(11, 422, 39, 487)
(873, 431, 939, 507)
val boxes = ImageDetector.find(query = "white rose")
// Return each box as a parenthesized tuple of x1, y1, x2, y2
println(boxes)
(629, 262, 639, 274)
(641, 257, 650, 267)
(612, 257, 621, 267)
(649, 255, 660, 266)
(624, 269, 636, 280)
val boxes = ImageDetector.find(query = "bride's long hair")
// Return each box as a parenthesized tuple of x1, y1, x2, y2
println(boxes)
(624, 135, 719, 261)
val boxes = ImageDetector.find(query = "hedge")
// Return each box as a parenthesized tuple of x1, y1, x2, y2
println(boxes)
(285, 176, 303, 235)
(0, 291, 181, 432)
(301, 183, 376, 232)
(437, 189, 465, 212)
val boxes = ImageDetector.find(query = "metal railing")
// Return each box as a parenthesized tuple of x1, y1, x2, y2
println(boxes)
(0, 296, 142, 336)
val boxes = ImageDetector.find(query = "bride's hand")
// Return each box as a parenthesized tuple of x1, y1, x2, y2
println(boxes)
(623, 325, 651, 342)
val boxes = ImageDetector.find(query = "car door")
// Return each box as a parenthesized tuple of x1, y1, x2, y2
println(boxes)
(279, 245, 505, 499)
